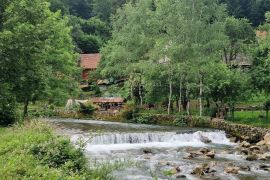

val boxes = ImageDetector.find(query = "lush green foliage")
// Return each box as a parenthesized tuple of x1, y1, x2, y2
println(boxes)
(79, 101, 98, 115)
(0, 0, 80, 118)
(0, 121, 89, 178)
(0, 121, 135, 179)
(0, 85, 17, 126)
(228, 110, 270, 128)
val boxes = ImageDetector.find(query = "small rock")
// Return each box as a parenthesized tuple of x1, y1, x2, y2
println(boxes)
(249, 146, 261, 152)
(241, 141, 251, 148)
(142, 148, 152, 154)
(230, 137, 237, 143)
(200, 136, 212, 143)
(175, 166, 181, 172)
(260, 152, 270, 160)
(206, 151, 215, 159)
(183, 153, 195, 159)
(240, 149, 249, 155)
(239, 165, 251, 171)
(191, 163, 210, 176)
(257, 140, 266, 146)
(246, 154, 258, 161)
(259, 164, 270, 169)
(176, 174, 186, 179)
(224, 167, 240, 174)
(199, 147, 210, 154)
(263, 133, 270, 141)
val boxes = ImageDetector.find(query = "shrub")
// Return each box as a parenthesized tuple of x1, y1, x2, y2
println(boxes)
(28, 104, 56, 118)
(0, 89, 17, 126)
(173, 115, 187, 127)
(135, 114, 157, 124)
(121, 103, 139, 121)
(79, 101, 98, 115)
(30, 138, 87, 174)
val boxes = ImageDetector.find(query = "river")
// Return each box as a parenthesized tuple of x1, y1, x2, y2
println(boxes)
(45, 118, 270, 180)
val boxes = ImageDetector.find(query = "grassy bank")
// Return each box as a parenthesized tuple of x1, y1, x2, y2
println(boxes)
(0, 121, 129, 179)
(228, 111, 270, 128)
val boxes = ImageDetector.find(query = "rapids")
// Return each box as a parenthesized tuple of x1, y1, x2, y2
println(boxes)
(45, 118, 270, 180)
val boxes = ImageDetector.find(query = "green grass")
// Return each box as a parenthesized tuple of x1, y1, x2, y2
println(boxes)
(0, 121, 133, 179)
(228, 110, 270, 128)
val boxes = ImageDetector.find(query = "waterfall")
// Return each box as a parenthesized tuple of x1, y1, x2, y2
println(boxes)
(89, 131, 231, 145)
(71, 131, 233, 152)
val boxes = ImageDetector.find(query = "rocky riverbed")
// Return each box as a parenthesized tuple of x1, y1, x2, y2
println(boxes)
(44, 118, 270, 180)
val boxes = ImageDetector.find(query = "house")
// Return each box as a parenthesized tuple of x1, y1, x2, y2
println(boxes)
(91, 97, 125, 112)
(80, 53, 101, 80)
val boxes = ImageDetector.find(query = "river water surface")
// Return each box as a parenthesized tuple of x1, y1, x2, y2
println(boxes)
(45, 118, 270, 180)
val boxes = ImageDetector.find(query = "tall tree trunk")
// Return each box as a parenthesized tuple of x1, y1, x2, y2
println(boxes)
(129, 75, 134, 101)
(23, 98, 29, 118)
(139, 85, 143, 106)
(199, 75, 203, 117)
(186, 88, 190, 115)
(168, 80, 172, 115)
(178, 78, 182, 113)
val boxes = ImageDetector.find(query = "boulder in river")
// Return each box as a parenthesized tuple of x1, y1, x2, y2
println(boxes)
(199, 147, 210, 154)
(200, 135, 212, 144)
(256, 140, 266, 146)
(263, 133, 270, 148)
(240, 141, 251, 148)
(191, 163, 212, 176)
(259, 164, 270, 171)
(183, 153, 195, 159)
(230, 137, 237, 143)
(205, 151, 215, 159)
(260, 152, 270, 160)
(239, 165, 251, 171)
(142, 148, 152, 154)
(246, 154, 258, 161)
(249, 145, 261, 152)
(224, 166, 240, 174)
(240, 149, 249, 155)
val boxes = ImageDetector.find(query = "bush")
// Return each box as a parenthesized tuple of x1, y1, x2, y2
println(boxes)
(135, 114, 157, 124)
(79, 101, 98, 115)
(173, 115, 188, 127)
(0, 89, 17, 126)
(121, 103, 138, 121)
(30, 138, 87, 174)
(28, 104, 56, 118)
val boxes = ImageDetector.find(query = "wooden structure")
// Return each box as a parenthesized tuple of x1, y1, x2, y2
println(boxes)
(91, 97, 125, 111)
(80, 53, 101, 80)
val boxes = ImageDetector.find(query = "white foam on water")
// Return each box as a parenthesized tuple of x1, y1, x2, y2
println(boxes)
(71, 130, 233, 153)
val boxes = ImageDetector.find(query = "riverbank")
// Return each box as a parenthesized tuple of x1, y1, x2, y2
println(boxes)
(0, 121, 129, 179)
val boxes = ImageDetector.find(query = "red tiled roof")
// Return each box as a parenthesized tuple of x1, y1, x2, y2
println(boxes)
(91, 97, 124, 103)
(80, 54, 101, 69)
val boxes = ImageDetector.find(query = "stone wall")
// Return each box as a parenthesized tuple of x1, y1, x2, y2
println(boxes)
(210, 118, 270, 143)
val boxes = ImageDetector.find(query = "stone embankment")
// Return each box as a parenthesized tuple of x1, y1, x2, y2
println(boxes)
(210, 118, 270, 143)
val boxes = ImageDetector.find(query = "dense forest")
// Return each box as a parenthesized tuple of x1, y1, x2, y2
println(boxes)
(1, 0, 270, 126)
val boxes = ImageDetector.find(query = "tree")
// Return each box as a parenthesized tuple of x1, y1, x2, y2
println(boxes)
(224, 17, 255, 66)
(250, 13, 270, 119)
(0, 0, 79, 117)
(93, 0, 128, 23)
(205, 63, 248, 118)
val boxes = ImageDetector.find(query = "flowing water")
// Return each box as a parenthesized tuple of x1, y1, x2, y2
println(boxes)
(45, 118, 270, 180)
